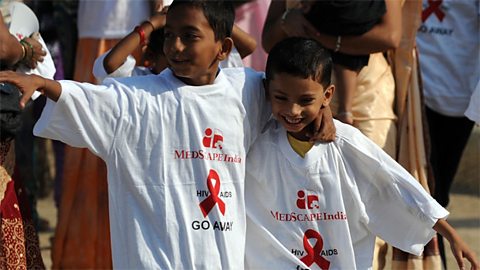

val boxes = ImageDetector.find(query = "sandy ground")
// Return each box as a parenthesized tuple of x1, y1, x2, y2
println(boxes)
(37, 126, 480, 269)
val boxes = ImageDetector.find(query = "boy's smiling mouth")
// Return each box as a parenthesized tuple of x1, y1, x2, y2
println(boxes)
(170, 58, 189, 64)
(284, 116, 303, 124)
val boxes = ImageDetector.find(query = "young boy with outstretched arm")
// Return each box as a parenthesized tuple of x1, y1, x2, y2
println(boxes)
(244, 37, 479, 270)
(0, 1, 333, 268)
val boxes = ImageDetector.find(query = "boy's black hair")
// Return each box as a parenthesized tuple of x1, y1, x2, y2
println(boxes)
(265, 37, 332, 87)
(168, 0, 235, 40)
(147, 29, 165, 55)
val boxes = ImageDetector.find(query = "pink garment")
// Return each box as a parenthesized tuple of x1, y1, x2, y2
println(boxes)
(235, 0, 271, 71)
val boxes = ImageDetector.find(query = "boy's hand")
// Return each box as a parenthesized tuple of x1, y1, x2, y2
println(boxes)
(449, 234, 479, 270)
(307, 106, 336, 142)
(435, 219, 479, 270)
(0, 71, 44, 108)
(149, 6, 168, 30)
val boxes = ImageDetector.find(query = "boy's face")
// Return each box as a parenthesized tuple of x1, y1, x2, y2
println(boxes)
(163, 5, 228, 86)
(268, 73, 334, 141)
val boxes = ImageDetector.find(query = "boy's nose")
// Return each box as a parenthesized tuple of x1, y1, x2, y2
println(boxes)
(166, 37, 185, 54)
(286, 103, 302, 116)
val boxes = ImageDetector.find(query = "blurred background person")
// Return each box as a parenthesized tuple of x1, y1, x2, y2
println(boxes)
(416, 0, 480, 267)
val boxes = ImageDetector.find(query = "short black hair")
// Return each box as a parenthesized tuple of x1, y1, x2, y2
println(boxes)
(168, 0, 235, 40)
(147, 29, 165, 56)
(265, 37, 332, 87)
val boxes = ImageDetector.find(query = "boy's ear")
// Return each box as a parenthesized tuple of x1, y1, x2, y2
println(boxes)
(322, 84, 335, 107)
(217, 37, 234, 61)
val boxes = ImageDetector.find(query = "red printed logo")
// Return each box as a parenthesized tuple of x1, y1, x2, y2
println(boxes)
(199, 169, 226, 217)
(422, 0, 445, 22)
(300, 229, 330, 269)
(296, 190, 319, 209)
(203, 128, 223, 149)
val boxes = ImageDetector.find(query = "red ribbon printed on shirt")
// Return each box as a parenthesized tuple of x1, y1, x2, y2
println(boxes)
(300, 229, 330, 270)
(422, 0, 445, 22)
(199, 169, 226, 217)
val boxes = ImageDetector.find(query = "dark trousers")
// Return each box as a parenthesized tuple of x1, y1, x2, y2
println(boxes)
(425, 106, 474, 269)
(426, 106, 474, 207)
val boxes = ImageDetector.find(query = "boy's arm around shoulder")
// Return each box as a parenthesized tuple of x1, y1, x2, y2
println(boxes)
(433, 219, 479, 270)
(308, 106, 336, 142)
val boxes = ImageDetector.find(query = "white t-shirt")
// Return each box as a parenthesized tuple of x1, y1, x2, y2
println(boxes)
(78, 0, 150, 39)
(416, 0, 480, 116)
(93, 47, 243, 82)
(34, 68, 270, 269)
(245, 120, 448, 270)
(465, 80, 480, 124)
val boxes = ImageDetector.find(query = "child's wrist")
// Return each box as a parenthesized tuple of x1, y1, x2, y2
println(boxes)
(134, 21, 155, 47)
(141, 20, 155, 31)
(336, 111, 353, 118)
(134, 25, 148, 46)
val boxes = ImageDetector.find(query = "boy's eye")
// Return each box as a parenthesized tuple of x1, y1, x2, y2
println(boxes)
(300, 98, 315, 105)
(183, 32, 200, 40)
(274, 95, 287, 101)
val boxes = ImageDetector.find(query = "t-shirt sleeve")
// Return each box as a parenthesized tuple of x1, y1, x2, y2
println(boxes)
(338, 127, 448, 256)
(33, 80, 123, 158)
(92, 50, 136, 82)
(362, 159, 448, 255)
(242, 69, 271, 149)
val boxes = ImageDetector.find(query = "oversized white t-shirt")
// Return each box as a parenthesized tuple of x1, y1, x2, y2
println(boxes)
(416, 0, 480, 116)
(34, 67, 270, 269)
(245, 120, 448, 270)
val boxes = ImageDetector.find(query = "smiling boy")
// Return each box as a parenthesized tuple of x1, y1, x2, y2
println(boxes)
(245, 37, 478, 270)
(0, 1, 271, 268)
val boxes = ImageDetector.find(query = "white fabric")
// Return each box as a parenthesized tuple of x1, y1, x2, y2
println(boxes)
(465, 80, 480, 124)
(416, 0, 480, 116)
(245, 120, 449, 270)
(93, 47, 244, 82)
(34, 67, 270, 269)
(92, 53, 150, 82)
(219, 47, 243, 69)
(77, 0, 150, 39)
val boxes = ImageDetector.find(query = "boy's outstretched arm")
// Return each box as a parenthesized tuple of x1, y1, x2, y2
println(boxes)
(434, 219, 479, 270)
(103, 10, 167, 74)
(0, 71, 61, 108)
(231, 25, 257, 59)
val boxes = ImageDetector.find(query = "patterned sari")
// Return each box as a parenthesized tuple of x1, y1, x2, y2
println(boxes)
(0, 141, 44, 269)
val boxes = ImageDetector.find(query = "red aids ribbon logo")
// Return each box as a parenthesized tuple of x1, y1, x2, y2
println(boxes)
(203, 128, 223, 149)
(300, 229, 330, 270)
(199, 169, 226, 217)
(422, 0, 445, 22)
